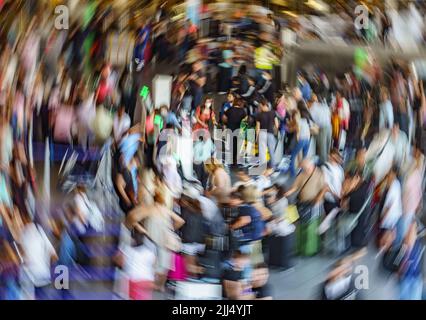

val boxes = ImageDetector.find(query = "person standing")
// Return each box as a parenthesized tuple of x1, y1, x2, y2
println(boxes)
(113, 105, 131, 143)
(284, 159, 328, 256)
(331, 91, 350, 150)
(193, 97, 217, 136)
(309, 94, 332, 165)
(286, 110, 311, 177)
(255, 99, 278, 169)
(189, 60, 206, 112)
(217, 50, 234, 95)
(223, 98, 247, 166)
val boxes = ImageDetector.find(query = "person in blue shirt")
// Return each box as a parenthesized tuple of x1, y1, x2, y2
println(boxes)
(219, 92, 235, 126)
(298, 73, 312, 102)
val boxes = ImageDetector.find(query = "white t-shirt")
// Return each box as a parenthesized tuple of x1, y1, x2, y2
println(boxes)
(298, 118, 311, 141)
(113, 113, 131, 141)
(20, 223, 56, 287)
(381, 179, 403, 230)
(122, 240, 157, 282)
(323, 162, 344, 202)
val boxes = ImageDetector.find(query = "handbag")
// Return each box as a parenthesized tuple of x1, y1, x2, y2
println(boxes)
(284, 205, 300, 224)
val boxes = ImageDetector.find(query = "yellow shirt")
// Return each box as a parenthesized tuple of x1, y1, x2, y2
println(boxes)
(254, 47, 273, 70)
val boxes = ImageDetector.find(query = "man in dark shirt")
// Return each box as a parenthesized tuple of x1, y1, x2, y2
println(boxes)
(256, 99, 278, 168)
(189, 60, 206, 111)
(223, 99, 247, 166)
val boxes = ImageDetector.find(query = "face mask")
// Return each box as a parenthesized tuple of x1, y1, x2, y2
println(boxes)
(205, 102, 212, 108)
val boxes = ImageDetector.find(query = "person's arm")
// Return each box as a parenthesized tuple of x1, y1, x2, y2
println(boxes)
(222, 113, 228, 126)
(241, 86, 255, 98)
(284, 174, 303, 197)
(125, 205, 150, 232)
(314, 186, 329, 205)
(230, 215, 252, 230)
(171, 211, 185, 230)
(258, 80, 271, 94)
(115, 174, 132, 206)
(255, 121, 260, 141)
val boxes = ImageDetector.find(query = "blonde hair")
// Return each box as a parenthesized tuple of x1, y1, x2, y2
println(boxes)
(204, 158, 224, 174)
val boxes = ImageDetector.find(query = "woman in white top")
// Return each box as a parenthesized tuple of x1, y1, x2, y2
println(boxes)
(117, 233, 157, 300)
(126, 181, 185, 292)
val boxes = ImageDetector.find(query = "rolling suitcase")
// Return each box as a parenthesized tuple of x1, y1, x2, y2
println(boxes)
(268, 233, 295, 270)
(296, 217, 320, 256)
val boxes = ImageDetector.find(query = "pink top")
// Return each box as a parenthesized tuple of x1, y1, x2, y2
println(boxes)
(403, 168, 423, 216)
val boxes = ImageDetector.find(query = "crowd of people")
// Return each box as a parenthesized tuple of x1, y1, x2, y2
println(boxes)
(0, 1, 425, 301)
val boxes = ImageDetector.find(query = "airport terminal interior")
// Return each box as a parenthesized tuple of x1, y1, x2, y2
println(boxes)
(0, 0, 426, 300)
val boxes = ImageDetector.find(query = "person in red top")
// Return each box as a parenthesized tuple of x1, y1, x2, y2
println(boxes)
(96, 64, 113, 105)
(192, 97, 217, 138)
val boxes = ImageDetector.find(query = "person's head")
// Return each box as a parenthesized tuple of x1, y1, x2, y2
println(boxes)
(238, 64, 247, 75)
(380, 87, 389, 101)
(346, 167, 362, 190)
(236, 169, 250, 182)
(329, 149, 342, 164)
(232, 250, 251, 269)
(335, 90, 342, 100)
(391, 122, 400, 138)
(227, 92, 235, 103)
(234, 98, 244, 108)
(101, 64, 111, 80)
(192, 60, 203, 72)
(118, 105, 125, 116)
(300, 158, 315, 173)
(262, 71, 271, 81)
(241, 184, 260, 204)
(387, 165, 399, 186)
(252, 263, 269, 288)
(203, 97, 213, 110)
(159, 105, 168, 118)
(204, 158, 224, 175)
(259, 98, 269, 111)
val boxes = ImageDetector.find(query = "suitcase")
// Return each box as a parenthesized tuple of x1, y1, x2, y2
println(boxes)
(296, 217, 320, 256)
(268, 233, 295, 270)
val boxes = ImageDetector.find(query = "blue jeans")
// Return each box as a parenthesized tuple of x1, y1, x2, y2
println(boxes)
(400, 276, 423, 300)
(289, 139, 310, 176)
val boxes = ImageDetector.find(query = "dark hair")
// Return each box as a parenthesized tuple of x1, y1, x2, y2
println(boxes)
(259, 98, 269, 107)
(238, 64, 247, 75)
(233, 249, 250, 259)
(255, 262, 268, 269)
